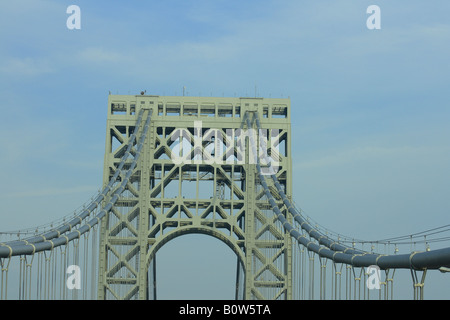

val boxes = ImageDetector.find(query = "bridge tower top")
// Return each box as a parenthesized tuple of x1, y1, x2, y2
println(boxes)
(107, 94, 290, 123)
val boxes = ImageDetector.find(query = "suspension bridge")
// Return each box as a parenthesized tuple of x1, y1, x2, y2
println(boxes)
(1, 94, 449, 300)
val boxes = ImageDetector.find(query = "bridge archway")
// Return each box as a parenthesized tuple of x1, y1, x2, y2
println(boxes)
(148, 229, 245, 299)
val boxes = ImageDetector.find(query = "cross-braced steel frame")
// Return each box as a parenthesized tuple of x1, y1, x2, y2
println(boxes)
(97, 95, 292, 300)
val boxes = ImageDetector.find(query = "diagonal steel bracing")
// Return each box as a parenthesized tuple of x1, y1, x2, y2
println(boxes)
(97, 95, 292, 300)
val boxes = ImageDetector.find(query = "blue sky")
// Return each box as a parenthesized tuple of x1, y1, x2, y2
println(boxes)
(1, 1, 449, 299)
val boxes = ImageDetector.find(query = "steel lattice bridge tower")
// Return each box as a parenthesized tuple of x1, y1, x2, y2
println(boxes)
(1, 93, 450, 301)
(98, 95, 293, 300)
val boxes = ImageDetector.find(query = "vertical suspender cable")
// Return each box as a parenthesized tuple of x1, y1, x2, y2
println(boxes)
(83, 232, 88, 300)
(91, 225, 96, 300)
(1, 256, 11, 300)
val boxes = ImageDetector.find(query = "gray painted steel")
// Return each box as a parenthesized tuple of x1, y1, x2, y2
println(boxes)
(0, 109, 153, 258)
(250, 112, 450, 271)
(97, 95, 293, 300)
